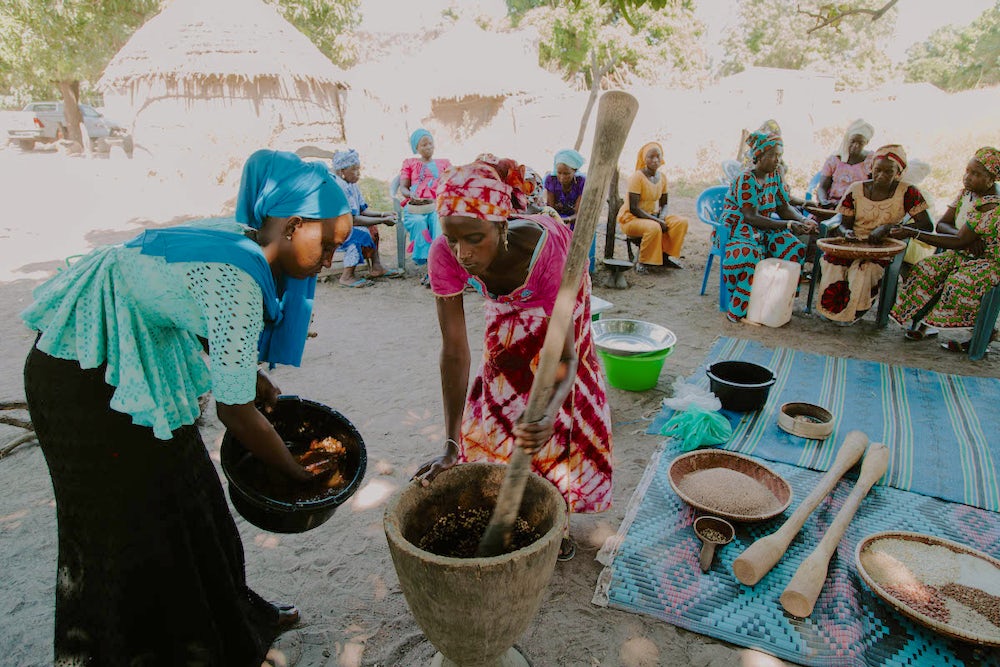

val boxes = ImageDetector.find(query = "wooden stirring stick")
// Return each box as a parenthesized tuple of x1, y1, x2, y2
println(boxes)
(732, 430, 869, 585)
(475, 91, 639, 558)
(780, 442, 889, 617)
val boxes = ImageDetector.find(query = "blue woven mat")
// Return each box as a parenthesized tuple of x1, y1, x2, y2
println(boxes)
(593, 441, 1000, 667)
(648, 337, 1000, 512)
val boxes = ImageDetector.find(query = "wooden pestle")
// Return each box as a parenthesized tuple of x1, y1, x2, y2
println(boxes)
(780, 442, 889, 617)
(732, 430, 868, 586)
(475, 91, 639, 557)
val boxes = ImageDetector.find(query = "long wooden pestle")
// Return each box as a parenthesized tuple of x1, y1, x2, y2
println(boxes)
(475, 91, 639, 558)
(732, 430, 869, 586)
(780, 442, 889, 617)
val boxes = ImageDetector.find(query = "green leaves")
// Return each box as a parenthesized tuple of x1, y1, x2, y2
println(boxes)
(905, 1, 1000, 91)
(267, 0, 361, 68)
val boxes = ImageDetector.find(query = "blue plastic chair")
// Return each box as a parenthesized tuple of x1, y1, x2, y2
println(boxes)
(696, 185, 731, 311)
(969, 284, 1000, 360)
(803, 171, 823, 204)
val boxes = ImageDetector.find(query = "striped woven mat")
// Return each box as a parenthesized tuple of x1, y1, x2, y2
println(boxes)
(648, 337, 1000, 512)
(593, 441, 1000, 667)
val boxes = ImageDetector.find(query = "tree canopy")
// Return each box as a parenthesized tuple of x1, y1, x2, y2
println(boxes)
(518, 0, 707, 89)
(719, 0, 898, 89)
(0, 0, 160, 103)
(267, 0, 361, 68)
(904, 1, 1000, 91)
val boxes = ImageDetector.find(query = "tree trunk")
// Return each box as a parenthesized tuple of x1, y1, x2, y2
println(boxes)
(58, 80, 83, 147)
(573, 51, 602, 152)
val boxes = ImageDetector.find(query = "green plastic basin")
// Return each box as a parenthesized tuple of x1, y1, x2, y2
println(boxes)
(597, 346, 673, 391)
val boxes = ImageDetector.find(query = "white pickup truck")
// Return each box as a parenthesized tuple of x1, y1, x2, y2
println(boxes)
(7, 101, 132, 155)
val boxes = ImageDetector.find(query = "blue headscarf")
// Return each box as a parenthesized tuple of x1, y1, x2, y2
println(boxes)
(553, 148, 585, 173)
(331, 148, 360, 171)
(130, 150, 349, 368)
(409, 128, 432, 154)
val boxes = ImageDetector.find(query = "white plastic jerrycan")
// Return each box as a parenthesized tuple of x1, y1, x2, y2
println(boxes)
(745, 258, 801, 327)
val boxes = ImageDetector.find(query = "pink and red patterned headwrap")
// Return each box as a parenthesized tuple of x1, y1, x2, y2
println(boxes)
(872, 144, 907, 174)
(974, 146, 1000, 180)
(436, 153, 529, 222)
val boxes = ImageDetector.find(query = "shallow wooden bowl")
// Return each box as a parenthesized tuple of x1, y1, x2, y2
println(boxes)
(856, 531, 1000, 647)
(667, 450, 792, 523)
(817, 236, 907, 261)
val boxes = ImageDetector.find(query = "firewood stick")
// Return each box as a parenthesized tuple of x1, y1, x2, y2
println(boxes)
(780, 442, 889, 617)
(732, 430, 868, 585)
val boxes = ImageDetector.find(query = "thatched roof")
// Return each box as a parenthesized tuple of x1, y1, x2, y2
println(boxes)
(349, 20, 566, 102)
(98, 0, 349, 93)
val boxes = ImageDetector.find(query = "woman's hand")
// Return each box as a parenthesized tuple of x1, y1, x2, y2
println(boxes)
(789, 220, 818, 236)
(381, 211, 398, 225)
(886, 225, 916, 241)
(255, 369, 281, 414)
(413, 439, 460, 485)
(868, 225, 892, 243)
(827, 224, 845, 238)
(513, 415, 555, 454)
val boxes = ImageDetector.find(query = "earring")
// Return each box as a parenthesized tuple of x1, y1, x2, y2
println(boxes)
(285, 234, 293, 241)
(502, 228, 509, 251)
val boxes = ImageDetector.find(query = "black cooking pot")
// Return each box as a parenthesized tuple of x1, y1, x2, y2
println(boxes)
(706, 361, 776, 412)
(221, 395, 367, 533)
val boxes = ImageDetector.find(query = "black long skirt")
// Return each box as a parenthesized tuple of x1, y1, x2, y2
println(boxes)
(24, 345, 279, 666)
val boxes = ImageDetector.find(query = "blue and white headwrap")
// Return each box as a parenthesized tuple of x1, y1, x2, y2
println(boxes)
(409, 128, 432, 154)
(553, 148, 585, 173)
(331, 148, 360, 171)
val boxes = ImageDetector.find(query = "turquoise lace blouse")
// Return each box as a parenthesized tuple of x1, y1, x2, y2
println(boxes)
(22, 222, 264, 440)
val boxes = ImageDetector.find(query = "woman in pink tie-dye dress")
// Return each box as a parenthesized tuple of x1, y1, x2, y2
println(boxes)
(415, 154, 613, 561)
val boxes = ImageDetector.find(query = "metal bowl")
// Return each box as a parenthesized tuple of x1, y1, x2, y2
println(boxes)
(591, 318, 677, 357)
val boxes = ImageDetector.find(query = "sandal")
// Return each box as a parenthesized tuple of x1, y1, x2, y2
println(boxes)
(904, 325, 939, 341)
(557, 537, 577, 562)
(634, 264, 650, 275)
(271, 602, 300, 631)
(371, 267, 405, 279)
(338, 278, 374, 288)
(941, 340, 985, 354)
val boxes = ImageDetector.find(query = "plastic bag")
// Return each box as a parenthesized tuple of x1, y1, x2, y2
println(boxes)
(659, 406, 733, 451)
(662, 376, 721, 413)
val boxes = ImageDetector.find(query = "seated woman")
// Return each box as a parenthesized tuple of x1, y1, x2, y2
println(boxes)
(616, 141, 689, 274)
(721, 131, 819, 323)
(815, 144, 932, 324)
(331, 148, 401, 287)
(399, 128, 452, 284)
(415, 154, 613, 561)
(814, 119, 875, 209)
(545, 148, 586, 227)
(890, 146, 1000, 352)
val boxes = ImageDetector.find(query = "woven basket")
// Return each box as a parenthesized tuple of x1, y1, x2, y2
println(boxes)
(817, 237, 907, 261)
(855, 531, 1000, 647)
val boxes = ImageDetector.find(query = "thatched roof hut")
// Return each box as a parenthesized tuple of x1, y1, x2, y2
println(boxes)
(98, 0, 350, 160)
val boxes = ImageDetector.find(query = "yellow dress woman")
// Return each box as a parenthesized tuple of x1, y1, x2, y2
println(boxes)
(616, 141, 689, 274)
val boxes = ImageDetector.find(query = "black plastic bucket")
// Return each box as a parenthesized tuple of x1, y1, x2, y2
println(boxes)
(221, 395, 367, 533)
(706, 361, 776, 412)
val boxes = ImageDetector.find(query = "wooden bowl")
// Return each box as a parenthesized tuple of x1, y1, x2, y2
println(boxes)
(817, 236, 907, 261)
(777, 402, 834, 440)
(667, 450, 792, 523)
(856, 531, 1000, 647)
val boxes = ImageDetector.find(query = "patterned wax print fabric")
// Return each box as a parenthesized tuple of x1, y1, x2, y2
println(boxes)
(616, 169, 689, 263)
(949, 183, 1000, 229)
(721, 169, 806, 319)
(816, 181, 928, 323)
(428, 214, 614, 514)
(21, 220, 263, 439)
(399, 157, 452, 202)
(820, 152, 874, 203)
(333, 174, 379, 268)
(892, 203, 1000, 329)
(544, 172, 586, 221)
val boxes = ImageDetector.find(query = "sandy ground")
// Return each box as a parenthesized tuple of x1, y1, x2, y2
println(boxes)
(0, 150, 997, 667)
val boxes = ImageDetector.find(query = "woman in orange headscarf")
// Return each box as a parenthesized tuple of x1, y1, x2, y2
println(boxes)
(616, 141, 689, 273)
